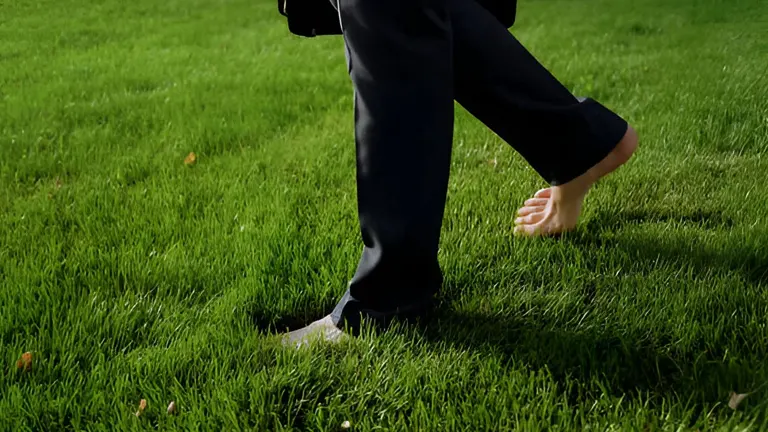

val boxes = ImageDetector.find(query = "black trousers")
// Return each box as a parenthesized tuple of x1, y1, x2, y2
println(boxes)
(329, 0, 628, 331)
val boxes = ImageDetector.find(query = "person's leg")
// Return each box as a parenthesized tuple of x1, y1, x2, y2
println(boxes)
(513, 127, 637, 236)
(284, 0, 455, 345)
(451, 0, 638, 236)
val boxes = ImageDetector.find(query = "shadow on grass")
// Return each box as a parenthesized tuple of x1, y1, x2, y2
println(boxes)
(580, 207, 768, 285)
(414, 207, 767, 417)
(583, 207, 734, 231)
(418, 304, 751, 410)
(251, 206, 767, 422)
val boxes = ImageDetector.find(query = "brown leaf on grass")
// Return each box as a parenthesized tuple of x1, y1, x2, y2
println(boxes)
(728, 391, 748, 410)
(135, 399, 147, 417)
(48, 177, 63, 200)
(167, 401, 177, 415)
(15, 352, 32, 372)
(184, 152, 197, 166)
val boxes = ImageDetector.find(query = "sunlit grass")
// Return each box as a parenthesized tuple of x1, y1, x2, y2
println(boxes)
(1, 0, 767, 429)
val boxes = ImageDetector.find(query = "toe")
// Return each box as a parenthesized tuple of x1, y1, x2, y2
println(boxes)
(514, 222, 542, 237)
(524, 198, 549, 207)
(534, 188, 552, 198)
(515, 211, 545, 226)
(517, 205, 545, 217)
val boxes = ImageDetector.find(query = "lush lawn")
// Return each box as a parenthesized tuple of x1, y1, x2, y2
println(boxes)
(2, 0, 768, 429)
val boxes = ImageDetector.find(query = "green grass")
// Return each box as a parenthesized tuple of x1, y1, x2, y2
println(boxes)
(2, 0, 768, 429)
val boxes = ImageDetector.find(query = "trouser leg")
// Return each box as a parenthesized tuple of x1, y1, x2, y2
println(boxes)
(451, 0, 628, 186)
(330, 0, 628, 331)
(330, 0, 455, 331)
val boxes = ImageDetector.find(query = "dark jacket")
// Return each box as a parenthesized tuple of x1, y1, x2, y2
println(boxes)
(278, 0, 517, 37)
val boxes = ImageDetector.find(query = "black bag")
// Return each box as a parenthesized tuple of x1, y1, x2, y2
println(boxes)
(277, 0, 517, 38)
(277, 0, 343, 37)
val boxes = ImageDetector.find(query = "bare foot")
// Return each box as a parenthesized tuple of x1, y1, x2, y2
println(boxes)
(514, 125, 639, 236)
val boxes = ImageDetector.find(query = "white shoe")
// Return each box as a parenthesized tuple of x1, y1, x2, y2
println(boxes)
(282, 315, 348, 348)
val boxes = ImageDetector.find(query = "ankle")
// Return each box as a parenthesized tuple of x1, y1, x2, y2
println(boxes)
(583, 125, 638, 181)
(552, 176, 592, 200)
(614, 125, 639, 165)
(550, 125, 637, 197)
